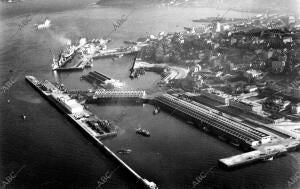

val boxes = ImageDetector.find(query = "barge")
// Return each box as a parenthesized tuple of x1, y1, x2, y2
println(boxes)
(81, 71, 111, 84)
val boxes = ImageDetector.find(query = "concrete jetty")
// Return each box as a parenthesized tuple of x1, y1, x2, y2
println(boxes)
(154, 93, 300, 168)
(25, 75, 158, 189)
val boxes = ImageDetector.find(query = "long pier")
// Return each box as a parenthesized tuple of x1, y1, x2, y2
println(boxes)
(155, 94, 271, 149)
(25, 76, 157, 189)
(154, 94, 299, 168)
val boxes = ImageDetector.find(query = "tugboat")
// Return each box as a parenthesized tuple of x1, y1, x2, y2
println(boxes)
(186, 120, 194, 125)
(218, 134, 228, 142)
(117, 149, 132, 155)
(153, 106, 160, 115)
(203, 126, 210, 133)
(230, 141, 240, 148)
(136, 127, 150, 137)
(21, 114, 26, 120)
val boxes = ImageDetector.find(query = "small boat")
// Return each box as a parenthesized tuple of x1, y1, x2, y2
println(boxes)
(203, 126, 210, 133)
(129, 73, 134, 79)
(264, 156, 274, 161)
(117, 149, 132, 155)
(186, 120, 194, 125)
(218, 135, 228, 142)
(153, 106, 160, 115)
(136, 127, 150, 137)
(21, 114, 26, 120)
(230, 141, 240, 147)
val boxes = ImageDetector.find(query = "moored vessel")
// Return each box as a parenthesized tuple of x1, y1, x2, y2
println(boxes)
(21, 114, 26, 120)
(52, 45, 77, 70)
(136, 127, 150, 137)
(117, 149, 132, 155)
(153, 106, 160, 115)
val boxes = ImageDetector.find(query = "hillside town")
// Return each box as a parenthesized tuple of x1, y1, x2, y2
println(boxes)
(131, 13, 300, 133)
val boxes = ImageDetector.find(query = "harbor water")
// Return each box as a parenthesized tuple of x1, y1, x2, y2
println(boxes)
(1, 1, 300, 188)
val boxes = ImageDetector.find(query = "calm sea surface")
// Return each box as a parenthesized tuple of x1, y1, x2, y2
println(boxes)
(0, 1, 300, 189)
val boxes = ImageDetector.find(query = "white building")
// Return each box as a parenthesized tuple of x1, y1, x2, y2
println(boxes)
(201, 88, 232, 105)
(283, 37, 293, 44)
(245, 85, 258, 93)
(64, 99, 84, 114)
(291, 103, 300, 114)
(216, 22, 221, 32)
(288, 16, 296, 24)
(53, 93, 84, 114)
(244, 69, 262, 79)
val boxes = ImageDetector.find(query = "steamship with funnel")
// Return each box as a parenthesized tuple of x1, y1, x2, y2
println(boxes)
(52, 45, 77, 70)
(52, 38, 110, 70)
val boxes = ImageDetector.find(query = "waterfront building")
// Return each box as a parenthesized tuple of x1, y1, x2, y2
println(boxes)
(291, 103, 300, 114)
(245, 85, 258, 93)
(229, 98, 262, 113)
(52, 93, 84, 114)
(262, 97, 291, 113)
(201, 88, 232, 105)
(243, 69, 263, 79)
(63, 99, 84, 114)
(189, 64, 201, 73)
(288, 16, 296, 24)
(291, 86, 300, 99)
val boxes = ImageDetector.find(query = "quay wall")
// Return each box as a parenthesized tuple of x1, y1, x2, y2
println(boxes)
(25, 77, 157, 189)
(154, 96, 253, 151)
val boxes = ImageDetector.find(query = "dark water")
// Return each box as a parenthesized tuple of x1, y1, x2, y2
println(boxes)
(1, 1, 300, 189)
